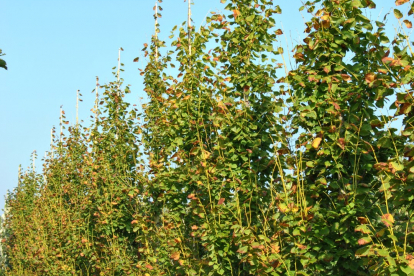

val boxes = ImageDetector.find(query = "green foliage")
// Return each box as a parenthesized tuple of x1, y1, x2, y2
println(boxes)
(2, 0, 414, 275)
(0, 49, 7, 70)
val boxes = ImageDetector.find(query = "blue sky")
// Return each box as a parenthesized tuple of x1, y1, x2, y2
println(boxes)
(0, 0, 400, 212)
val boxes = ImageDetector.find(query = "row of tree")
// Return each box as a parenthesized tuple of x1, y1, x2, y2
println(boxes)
(2, 0, 414, 275)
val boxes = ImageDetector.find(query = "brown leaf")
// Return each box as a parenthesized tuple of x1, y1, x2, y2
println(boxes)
(218, 198, 225, 205)
(233, 9, 240, 19)
(275, 29, 283, 35)
(396, 0, 409, 6)
(365, 72, 376, 83)
(133, 57, 139, 62)
(338, 138, 345, 149)
(357, 217, 368, 224)
(321, 20, 330, 28)
(145, 264, 153, 270)
(341, 74, 351, 81)
(404, 19, 412, 28)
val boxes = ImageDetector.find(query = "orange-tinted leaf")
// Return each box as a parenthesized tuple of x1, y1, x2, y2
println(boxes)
(233, 9, 240, 18)
(145, 264, 153, 270)
(170, 251, 180, 260)
(218, 198, 225, 205)
(297, 243, 307, 250)
(407, 255, 414, 269)
(341, 74, 351, 81)
(358, 237, 371, 245)
(381, 213, 394, 227)
(270, 243, 280, 253)
(390, 59, 403, 67)
(275, 29, 283, 35)
(382, 57, 394, 64)
(404, 19, 412, 28)
(396, 0, 409, 6)
(365, 72, 376, 83)
(252, 242, 265, 249)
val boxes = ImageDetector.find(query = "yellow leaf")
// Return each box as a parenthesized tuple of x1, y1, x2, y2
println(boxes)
(312, 137, 322, 149)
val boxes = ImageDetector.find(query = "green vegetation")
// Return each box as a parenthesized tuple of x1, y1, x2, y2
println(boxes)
(0, 49, 7, 70)
(1, 0, 414, 275)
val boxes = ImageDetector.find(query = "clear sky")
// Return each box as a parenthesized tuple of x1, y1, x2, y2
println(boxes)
(0, 0, 398, 212)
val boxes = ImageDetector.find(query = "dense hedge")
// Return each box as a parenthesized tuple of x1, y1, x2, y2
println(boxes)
(2, 0, 414, 275)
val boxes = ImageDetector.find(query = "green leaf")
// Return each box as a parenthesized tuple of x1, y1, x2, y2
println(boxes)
(355, 246, 370, 256)
(237, 246, 248, 254)
(391, 162, 404, 171)
(0, 58, 7, 70)
(246, 15, 255, 23)
(378, 137, 393, 148)
(401, 265, 413, 275)
(351, 0, 362, 7)
(306, 161, 315, 167)
(394, 9, 403, 19)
